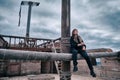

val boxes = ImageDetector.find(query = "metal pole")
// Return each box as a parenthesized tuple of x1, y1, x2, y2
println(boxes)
(61, 0, 71, 80)
(26, 2, 32, 38)
(20, 1, 40, 38)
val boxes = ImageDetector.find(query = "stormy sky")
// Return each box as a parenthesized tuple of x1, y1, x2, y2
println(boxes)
(0, 0, 120, 51)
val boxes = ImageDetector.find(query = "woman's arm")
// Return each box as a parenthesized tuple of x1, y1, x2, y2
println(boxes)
(78, 36, 86, 47)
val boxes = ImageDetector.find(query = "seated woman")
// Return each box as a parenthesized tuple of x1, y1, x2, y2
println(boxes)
(70, 29, 96, 77)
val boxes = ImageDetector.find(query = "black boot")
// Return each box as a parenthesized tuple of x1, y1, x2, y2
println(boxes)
(90, 70, 96, 77)
(73, 66, 78, 72)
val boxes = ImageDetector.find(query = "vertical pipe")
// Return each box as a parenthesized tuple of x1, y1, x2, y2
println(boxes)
(61, 0, 71, 80)
(9, 37, 11, 48)
(26, 3, 32, 38)
(14, 38, 16, 47)
(61, 0, 70, 37)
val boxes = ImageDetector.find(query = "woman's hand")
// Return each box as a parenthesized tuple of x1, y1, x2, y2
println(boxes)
(77, 42, 85, 46)
(77, 43, 82, 46)
(81, 42, 85, 45)
(82, 46, 86, 50)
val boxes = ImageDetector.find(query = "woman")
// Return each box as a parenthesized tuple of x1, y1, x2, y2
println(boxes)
(70, 29, 96, 77)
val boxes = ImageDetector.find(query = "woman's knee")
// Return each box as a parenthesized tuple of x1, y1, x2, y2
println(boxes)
(83, 54, 91, 60)
(71, 49, 78, 60)
(84, 55, 90, 59)
(82, 51, 90, 59)
(71, 49, 78, 55)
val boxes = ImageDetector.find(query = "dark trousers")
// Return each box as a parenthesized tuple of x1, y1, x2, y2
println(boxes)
(71, 48, 93, 71)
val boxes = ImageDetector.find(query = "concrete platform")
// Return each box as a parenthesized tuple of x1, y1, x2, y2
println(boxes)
(1, 74, 119, 80)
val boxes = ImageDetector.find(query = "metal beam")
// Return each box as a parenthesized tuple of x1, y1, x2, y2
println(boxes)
(0, 49, 119, 61)
(26, 2, 32, 38)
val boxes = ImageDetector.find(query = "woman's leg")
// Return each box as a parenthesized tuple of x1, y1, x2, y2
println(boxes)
(71, 48, 78, 72)
(79, 50, 96, 77)
(80, 50, 93, 70)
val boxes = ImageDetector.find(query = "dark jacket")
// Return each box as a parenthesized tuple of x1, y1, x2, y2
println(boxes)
(70, 36, 86, 50)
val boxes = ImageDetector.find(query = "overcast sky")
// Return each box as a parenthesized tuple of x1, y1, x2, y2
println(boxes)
(0, 0, 120, 51)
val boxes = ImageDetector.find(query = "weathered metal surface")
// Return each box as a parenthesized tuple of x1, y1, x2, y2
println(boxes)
(21, 62, 41, 75)
(0, 60, 7, 77)
(41, 61, 51, 73)
(61, 0, 71, 79)
(0, 49, 119, 61)
(7, 62, 21, 76)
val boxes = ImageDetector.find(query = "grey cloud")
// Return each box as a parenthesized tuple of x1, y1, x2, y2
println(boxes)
(44, 0, 60, 3)
(32, 0, 61, 19)
(0, 15, 5, 21)
(34, 10, 58, 18)
(84, 34, 120, 51)
(0, 0, 14, 8)
(32, 26, 57, 34)
(31, 27, 60, 39)
(0, 24, 14, 34)
(100, 11, 120, 32)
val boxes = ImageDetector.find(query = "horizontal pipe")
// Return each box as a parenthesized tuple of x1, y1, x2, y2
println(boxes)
(0, 49, 119, 61)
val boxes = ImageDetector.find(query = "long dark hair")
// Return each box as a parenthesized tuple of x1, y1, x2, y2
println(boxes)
(72, 29, 78, 37)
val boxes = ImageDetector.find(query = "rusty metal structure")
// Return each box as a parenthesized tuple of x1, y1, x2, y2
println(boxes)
(0, 34, 52, 51)
(18, 1, 40, 38)
(0, 0, 120, 80)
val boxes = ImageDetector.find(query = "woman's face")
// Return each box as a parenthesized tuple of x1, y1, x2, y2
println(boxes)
(73, 30, 78, 35)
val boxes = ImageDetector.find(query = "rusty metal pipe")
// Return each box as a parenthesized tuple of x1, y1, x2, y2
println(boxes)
(0, 49, 119, 61)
